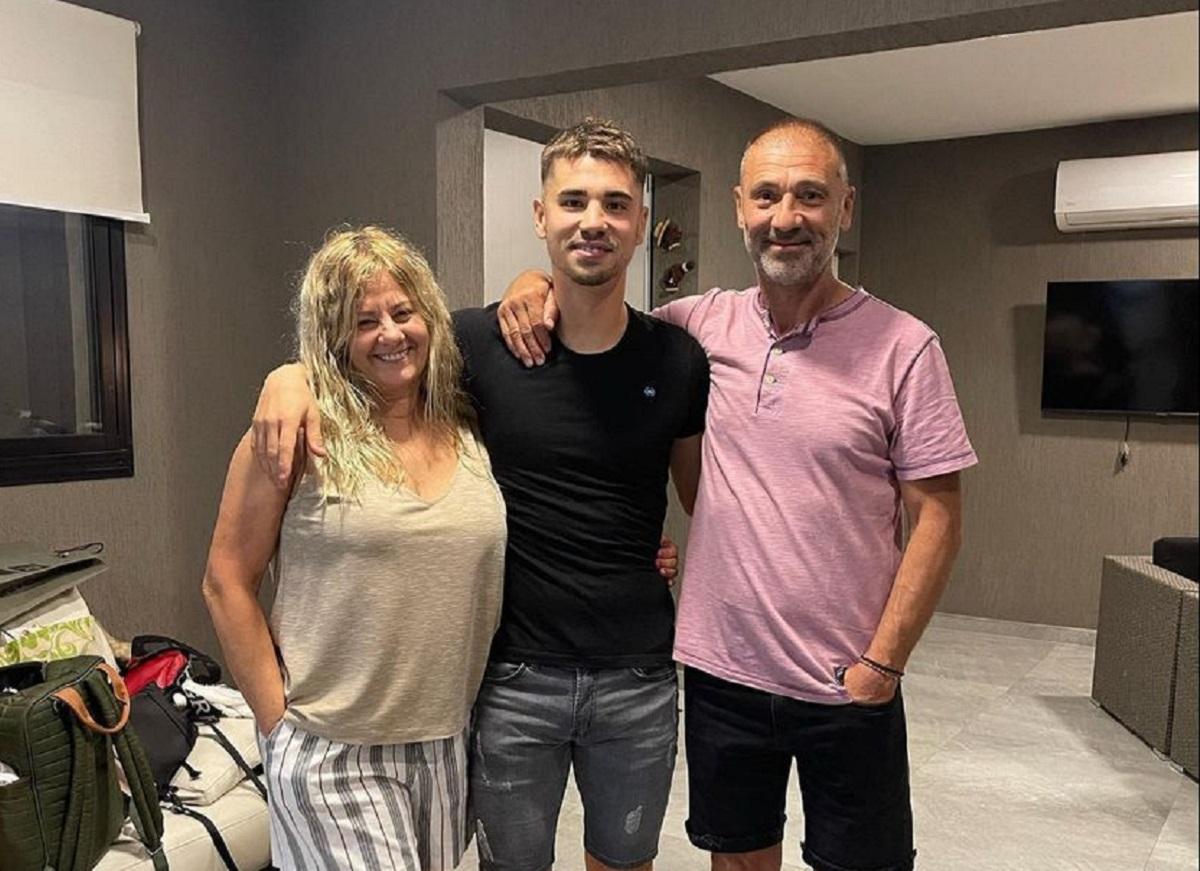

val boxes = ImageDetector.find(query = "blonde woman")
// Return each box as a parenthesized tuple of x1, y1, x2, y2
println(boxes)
(202, 226, 505, 870)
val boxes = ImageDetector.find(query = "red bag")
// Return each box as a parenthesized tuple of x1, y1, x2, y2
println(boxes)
(122, 634, 221, 697)
(123, 649, 189, 697)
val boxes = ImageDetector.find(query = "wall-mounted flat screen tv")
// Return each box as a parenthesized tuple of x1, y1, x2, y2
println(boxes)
(1041, 279, 1198, 416)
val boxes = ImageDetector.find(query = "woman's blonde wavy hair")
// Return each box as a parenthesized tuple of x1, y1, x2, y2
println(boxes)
(295, 225, 471, 498)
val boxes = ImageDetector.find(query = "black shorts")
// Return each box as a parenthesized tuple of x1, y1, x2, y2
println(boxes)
(683, 667, 915, 871)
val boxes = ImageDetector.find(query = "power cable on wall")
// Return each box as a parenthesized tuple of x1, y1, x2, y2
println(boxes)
(1117, 415, 1131, 472)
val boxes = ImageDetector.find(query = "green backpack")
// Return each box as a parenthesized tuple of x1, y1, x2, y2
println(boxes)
(0, 655, 168, 871)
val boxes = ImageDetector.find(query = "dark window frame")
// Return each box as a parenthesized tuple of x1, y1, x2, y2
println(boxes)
(0, 217, 133, 486)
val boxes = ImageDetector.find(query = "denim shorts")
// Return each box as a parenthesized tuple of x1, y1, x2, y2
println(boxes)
(470, 661, 679, 871)
(684, 667, 915, 871)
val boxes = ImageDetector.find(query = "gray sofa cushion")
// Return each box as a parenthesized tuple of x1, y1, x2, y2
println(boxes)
(1153, 537, 1199, 584)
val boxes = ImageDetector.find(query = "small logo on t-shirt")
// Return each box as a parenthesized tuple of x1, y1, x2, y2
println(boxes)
(643, 385, 657, 399)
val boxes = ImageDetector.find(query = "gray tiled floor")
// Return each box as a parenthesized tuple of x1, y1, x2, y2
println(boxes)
(458, 614, 1199, 870)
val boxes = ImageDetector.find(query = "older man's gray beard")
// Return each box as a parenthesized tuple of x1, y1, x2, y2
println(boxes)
(744, 232, 836, 287)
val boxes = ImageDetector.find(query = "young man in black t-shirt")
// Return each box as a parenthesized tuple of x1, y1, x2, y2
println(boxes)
(250, 120, 707, 871)
(453, 306, 704, 667)
(461, 121, 707, 871)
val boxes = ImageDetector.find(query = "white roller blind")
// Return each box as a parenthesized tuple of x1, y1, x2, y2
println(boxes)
(0, 0, 147, 222)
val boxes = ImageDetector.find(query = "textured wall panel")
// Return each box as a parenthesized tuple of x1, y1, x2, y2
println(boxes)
(0, 1, 294, 652)
(859, 115, 1199, 628)
(437, 0, 1198, 104)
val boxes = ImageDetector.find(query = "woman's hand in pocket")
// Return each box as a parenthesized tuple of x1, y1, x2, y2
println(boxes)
(257, 703, 287, 738)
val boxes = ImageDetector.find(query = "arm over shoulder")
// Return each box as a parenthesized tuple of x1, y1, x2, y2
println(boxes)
(651, 288, 721, 334)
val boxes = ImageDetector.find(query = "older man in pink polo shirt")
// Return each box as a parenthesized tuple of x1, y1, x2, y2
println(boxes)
(498, 116, 976, 871)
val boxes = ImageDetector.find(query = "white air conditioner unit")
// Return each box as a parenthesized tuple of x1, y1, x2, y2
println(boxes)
(1054, 150, 1199, 233)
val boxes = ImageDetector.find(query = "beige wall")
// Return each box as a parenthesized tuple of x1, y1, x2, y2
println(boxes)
(858, 114, 1199, 629)
(0, 1, 292, 650)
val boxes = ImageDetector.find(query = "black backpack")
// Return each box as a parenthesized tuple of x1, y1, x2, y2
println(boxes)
(124, 636, 267, 871)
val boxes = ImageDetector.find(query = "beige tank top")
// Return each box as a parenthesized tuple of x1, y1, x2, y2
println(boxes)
(269, 429, 505, 745)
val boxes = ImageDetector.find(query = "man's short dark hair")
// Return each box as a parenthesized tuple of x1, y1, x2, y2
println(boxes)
(742, 117, 849, 183)
(541, 118, 649, 187)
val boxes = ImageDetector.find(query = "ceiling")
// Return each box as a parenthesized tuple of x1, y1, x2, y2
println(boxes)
(711, 11, 1199, 146)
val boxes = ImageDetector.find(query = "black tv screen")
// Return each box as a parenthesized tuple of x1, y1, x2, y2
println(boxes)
(1041, 279, 1198, 416)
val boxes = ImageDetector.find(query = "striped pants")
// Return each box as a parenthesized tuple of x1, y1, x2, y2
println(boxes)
(260, 718, 470, 870)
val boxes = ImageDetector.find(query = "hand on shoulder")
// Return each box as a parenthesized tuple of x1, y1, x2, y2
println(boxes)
(251, 363, 323, 487)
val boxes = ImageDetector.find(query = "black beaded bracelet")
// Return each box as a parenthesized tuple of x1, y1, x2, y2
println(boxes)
(859, 654, 904, 679)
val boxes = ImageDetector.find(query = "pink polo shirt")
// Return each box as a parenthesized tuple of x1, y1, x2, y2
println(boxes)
(656, 286, 977, 703)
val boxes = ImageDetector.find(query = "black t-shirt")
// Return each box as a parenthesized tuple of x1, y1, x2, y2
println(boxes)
(453, 304, 710, 668)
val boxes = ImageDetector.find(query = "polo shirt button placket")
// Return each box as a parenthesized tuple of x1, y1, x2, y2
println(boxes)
(760, 340, 783, 412)
(756, 341, 779, 414)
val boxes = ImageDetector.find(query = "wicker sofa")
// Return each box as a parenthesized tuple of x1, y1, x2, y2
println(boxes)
(1092, 554, 1198, 778)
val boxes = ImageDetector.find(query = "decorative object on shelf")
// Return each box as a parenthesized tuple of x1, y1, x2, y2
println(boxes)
(653, 218, 683, 251)
(660, 260, 695, 293)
